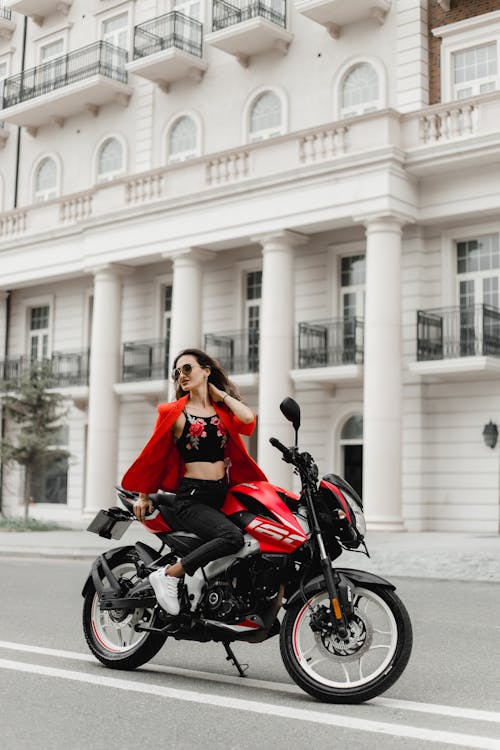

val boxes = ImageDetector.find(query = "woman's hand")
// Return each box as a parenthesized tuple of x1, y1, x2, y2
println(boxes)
(208, 382, 227, 403)
(133, 494, 154, 521)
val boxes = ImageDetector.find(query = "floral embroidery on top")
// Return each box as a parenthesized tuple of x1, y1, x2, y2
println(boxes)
(185, 416, 207, 450)
(182, 411, 228, 453)
(210, 415, 229, 448)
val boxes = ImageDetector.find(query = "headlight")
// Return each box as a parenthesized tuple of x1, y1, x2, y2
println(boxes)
(346, 495, 366, 538)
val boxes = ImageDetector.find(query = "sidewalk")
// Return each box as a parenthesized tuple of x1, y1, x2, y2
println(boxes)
(0, 524, 499, 582)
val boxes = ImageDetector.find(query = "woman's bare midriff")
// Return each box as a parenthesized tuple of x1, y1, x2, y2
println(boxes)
(183, 460, 226, 481)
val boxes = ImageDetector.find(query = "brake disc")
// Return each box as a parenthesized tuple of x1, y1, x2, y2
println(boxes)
(313, 610, 373, 661)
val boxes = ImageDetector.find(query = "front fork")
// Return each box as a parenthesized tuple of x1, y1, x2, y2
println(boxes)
(305, 488, 353, 638)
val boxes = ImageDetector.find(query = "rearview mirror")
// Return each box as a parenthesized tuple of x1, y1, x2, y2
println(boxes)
(280, 397, 301, 433)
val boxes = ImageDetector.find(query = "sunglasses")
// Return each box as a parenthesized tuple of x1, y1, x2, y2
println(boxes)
(171, 363, 203, 381)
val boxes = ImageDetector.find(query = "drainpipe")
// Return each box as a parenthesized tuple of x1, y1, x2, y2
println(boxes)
(13, 16, 28, 210)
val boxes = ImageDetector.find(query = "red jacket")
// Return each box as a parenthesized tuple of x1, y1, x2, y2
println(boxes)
(121, 394, 267, 493)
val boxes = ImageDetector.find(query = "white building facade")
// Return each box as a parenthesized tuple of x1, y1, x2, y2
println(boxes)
(0, 0, 500, 532)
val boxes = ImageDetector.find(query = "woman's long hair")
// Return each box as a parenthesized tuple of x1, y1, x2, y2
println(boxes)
(173, 348, 242, 402)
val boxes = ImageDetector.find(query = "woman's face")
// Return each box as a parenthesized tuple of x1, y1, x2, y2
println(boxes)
(174, 355, 209, 393)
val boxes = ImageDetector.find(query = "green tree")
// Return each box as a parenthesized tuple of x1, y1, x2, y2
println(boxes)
(0, 363, 70, 521)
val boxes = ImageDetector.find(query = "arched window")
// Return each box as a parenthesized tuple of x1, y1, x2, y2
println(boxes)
(97, 137, 124, 183)
(341, 63, 380, 118)
(34, 157, 58, 202)
(341, 415, 363, 441)
(167, 116, 198, 164)
(248, 91, 283, 142)
(340, 414, 363, 499)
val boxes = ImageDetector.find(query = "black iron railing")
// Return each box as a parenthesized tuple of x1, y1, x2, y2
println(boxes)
(0, 5, 12, 21)
(417, 304, 500, 360)
(122, 338, 170, 381)
(133, 11, 203, 59)
(212, 0, 287, 31)
(297, 318, 364, 369)
(2, 41, 128, 109)
(205, 329, 260, 374)
(0, 351, 90, 388)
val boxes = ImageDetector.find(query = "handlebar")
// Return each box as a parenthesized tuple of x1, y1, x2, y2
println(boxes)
(269, 437, 319, 486)
(269, 436, 288, 455)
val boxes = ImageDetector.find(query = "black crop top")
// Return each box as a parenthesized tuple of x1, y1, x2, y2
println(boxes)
(176, 410, 229, 463)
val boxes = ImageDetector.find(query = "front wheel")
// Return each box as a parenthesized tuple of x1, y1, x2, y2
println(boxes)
(280, 583, 412, 703)
(83, 548, 167, 670)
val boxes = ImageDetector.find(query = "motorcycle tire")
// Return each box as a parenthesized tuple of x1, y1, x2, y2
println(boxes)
(82, 547, 167, 670)
(280, 582, 412, 703)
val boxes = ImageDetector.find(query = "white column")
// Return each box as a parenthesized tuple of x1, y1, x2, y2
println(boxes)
(254, 230, 307, 487)
(0, 290, 8, 363)
(362, 216, 406, 530)
(84, 265, 127, 513)
(165, 248, 213, 376)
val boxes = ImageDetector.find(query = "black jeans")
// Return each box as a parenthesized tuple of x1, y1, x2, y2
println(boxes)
(173, 477, 244, 576)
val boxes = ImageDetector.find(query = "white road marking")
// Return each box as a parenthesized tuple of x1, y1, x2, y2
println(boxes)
(1, 640, 500, 727)
(1, 657, 499, 750)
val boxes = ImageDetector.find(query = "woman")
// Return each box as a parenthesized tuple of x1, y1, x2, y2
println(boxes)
(121, 348, 267, 616)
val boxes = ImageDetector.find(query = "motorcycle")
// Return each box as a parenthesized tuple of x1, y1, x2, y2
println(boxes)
(82, 397, 412, 703)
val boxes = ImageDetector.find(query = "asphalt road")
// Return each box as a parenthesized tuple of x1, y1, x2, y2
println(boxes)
(0, 557, 499, 750)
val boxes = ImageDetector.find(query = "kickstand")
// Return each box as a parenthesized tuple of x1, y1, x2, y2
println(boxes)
(223, 643, 248, 677)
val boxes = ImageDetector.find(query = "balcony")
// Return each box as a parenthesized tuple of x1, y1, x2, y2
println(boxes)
(409, 305, 500, 379)
(295, 0, 391, 38)
(0, 5, 15, 38)
(207, 0, 293, 66)
(0, 42, 132, 135)
(4, 0, 72, 25)
(1, 350, 89, 389)
(291, 317, 364, 385)
(127, 12, 207, 92)
(205, 329, 259, 377)
(121, 338, 170, 383)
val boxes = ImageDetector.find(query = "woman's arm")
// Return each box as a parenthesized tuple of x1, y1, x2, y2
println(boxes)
(208, 383, 254, 423)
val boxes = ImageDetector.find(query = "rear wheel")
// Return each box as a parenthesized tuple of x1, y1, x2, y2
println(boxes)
(83, 548, 167, 670)
(281, 583, 412, 703)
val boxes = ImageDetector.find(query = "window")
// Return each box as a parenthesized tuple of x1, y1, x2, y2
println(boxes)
(246, 270, 262, 370)
(341, 63, 380, 118)
(173, 0, 201, 20)
(434, 10, 500, 102)
(37, 39, 65, 95)
(102, 12, 129, 50)
(34, 157, 58, 202)
(96, 137, 124, 182)
(456, 234, 500, 355)
(340, 255, 365, 363)
(248, 91, 283, 142)
(452, 43, 497, 99)
(29, 305, 50, 361)
(167, 116, 198, 163)
(456, 235, 500, 305)
(40, 39, 64, 63)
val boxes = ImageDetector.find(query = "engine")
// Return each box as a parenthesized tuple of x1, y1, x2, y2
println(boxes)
(198, 555, 286, 623)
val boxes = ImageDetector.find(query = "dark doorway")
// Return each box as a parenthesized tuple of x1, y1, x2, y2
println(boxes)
(343, 444, 363, 499)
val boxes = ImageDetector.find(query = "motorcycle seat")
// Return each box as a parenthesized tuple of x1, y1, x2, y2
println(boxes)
(165, 531, 202, 554)
(149, 491, 176, 509)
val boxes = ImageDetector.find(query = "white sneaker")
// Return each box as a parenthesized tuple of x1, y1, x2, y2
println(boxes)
(149, 567, 180, 616)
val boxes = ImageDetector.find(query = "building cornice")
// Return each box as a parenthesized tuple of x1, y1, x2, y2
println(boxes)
(432, 8, 500, 38)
